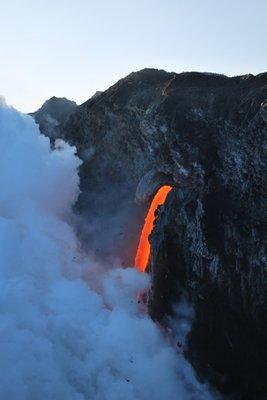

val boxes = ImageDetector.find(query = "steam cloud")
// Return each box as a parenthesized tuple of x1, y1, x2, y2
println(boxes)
(0, 98, 215, 399)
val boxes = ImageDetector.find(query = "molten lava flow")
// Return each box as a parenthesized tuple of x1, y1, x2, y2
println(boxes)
(135, 185, 172, 273)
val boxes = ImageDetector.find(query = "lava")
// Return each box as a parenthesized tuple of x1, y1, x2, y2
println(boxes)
(135, 185, 172, 272)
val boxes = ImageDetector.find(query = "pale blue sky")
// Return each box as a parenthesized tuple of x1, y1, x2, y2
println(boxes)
(0, 0, 266, 112)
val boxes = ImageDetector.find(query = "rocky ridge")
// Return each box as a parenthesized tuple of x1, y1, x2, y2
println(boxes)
(30, 96, 77, 139)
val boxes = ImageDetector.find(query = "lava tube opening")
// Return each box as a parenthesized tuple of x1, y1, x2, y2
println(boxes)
(135, 185, 172, 273)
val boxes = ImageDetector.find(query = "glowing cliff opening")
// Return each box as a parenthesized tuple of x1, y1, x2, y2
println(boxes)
(135, 185, 173, 273)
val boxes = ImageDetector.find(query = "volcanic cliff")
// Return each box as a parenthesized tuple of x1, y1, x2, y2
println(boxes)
(33, 69, 267, 399)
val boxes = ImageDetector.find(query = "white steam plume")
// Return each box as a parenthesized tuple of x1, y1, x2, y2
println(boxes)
(0, 98, 215, 400)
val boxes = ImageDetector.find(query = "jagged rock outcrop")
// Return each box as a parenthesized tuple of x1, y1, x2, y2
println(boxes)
(30, 96, 77, 139)
(34, 69, 267, 399)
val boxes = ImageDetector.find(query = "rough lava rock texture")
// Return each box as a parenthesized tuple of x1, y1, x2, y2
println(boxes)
(34, 69, 267, 399)
(30, 96, 77, 139)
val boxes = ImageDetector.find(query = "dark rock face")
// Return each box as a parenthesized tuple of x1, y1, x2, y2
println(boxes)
(34, 69, 267, 399)
(30, 96, 77, 139)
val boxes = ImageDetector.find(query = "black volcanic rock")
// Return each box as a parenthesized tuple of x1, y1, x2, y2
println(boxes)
(37, 69, 267, 399)
(30, 96, 77, 138)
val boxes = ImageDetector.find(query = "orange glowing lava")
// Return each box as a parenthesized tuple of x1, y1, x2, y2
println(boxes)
(135, 185, 172, 273)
